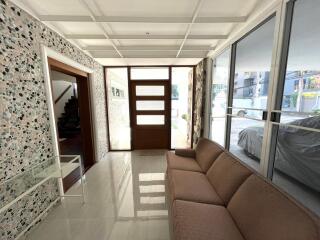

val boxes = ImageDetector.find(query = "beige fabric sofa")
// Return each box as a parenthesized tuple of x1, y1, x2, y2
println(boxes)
(166, 138, 320, 240)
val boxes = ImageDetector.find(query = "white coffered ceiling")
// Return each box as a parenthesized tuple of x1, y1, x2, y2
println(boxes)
(11, 0, 270, 65)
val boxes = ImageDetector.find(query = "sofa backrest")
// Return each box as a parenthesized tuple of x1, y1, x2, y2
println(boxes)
(227, 174, 320, 240)
(195, 138, 224, 172)
(206, 152, 252, 204)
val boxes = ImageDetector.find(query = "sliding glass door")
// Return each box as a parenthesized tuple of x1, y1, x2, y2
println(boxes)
(227, 16, 276, 171)
(268, 0, 320, 216)
(210, 48, 231, 147)
(209, 0, 320, 217)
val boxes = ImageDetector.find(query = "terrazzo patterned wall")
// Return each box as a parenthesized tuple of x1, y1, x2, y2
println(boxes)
(0, 0, 108, 239)
(192, 59, 207, 147)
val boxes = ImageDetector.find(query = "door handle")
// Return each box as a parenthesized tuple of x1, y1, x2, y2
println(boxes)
(262, 111, 268, 121)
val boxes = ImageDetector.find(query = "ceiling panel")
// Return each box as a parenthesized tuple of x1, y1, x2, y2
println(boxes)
(199, 0, 258, 17)
(56, 22, 103, 35)
(17, 0, 274, 65)
(190, 23, 235, 35)
(78, 39, 113, 47)
(109, 23, 188, 35)
(185, 39, 219, 47)
(118, 39, 182, 46)
(96, 58, 202, 66)
(24, 0, 88, 15)
(95, 0, 198, 17)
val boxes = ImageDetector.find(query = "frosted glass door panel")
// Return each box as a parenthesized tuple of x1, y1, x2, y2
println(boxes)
(136, 115, 165, 125)
(136, 86, 164, 96)
(136, 101, 164, 110)
(131, 67, 169, 80)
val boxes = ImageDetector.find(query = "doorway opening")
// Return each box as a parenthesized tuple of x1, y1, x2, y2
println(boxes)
(171, 67, 194, 149)
(48, 58, 95, 191)
(105, 66, 195, 150)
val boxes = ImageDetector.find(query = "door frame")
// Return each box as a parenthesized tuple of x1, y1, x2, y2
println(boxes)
(104, 65, 196, 151)
(41, 45, 97, 195)
(129, 78, 171, 150)
(225, 12, 280, 175)
(207, 1, 286, 177)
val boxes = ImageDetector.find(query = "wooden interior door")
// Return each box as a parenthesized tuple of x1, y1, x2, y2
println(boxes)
(130, 80, 170, 149)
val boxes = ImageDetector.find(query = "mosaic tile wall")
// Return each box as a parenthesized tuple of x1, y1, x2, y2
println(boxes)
(193, 59, 207, 146)
(0, 0, 108, 239)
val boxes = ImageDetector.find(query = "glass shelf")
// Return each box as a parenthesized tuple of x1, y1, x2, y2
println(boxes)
(0, 155, 83, 214)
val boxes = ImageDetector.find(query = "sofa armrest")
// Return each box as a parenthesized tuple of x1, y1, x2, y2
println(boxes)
(175, 149, 196, 158)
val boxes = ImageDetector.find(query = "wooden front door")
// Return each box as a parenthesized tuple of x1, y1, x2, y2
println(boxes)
(129, 80, 171, 149)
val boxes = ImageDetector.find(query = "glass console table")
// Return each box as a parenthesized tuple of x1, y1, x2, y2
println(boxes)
(0, 155, 86, 215)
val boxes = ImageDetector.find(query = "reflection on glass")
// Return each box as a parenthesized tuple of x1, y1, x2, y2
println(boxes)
(136, 101, 164, 111)
(139, 173, 165, 181)
(281, 71, 320, 114)
(140, 196, 165, 204)
(139, 185, 165, 193)
(272, 124, 320, 215)
(271, 0, 320, 216)
(233, 17, 276, 114)
(131, 67, 169, 80)
(171, 67, 193, 149)
(229, 116, 264, 171)
(136, 115, 164, 125)
(137, 210, 168, 217)
(106, 68, 131, 149)
(281, 0, 320, 116)
(0, 159, 56, 210)
(211, 49, 230, 146)
(136, 86, 164, 96)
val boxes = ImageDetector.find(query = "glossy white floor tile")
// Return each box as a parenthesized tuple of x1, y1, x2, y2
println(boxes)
(24, 151, 170, 240)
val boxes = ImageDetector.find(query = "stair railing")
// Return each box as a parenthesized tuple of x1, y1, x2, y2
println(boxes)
(54, 85, 72, 104)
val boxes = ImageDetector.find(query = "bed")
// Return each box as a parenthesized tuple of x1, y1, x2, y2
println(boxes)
(238, 116, 320, 192)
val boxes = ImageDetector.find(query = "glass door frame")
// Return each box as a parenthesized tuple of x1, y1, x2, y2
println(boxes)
(265, 0, 320, 178)
(211, 1, 285, 176)
(209, 49, 231, 147)
(104, 66, 132, 151)
(104, 65, 196, 151)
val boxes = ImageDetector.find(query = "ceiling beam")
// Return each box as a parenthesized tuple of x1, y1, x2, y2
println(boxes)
(90, 52, 207, 58)
(38, 15, 247, 24)
(82, 45, 215, 51)
(176, 0, 204, 57)
(78, 0, 123, 58)
(65, 34, 228, 40)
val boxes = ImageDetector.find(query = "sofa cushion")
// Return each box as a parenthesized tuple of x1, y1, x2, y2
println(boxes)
(168, 169, 223, 205)
(206, 152, 252, 204)
(195, 138, 224, 172)
(173, 200, 245, 240)
(175, 148, 196, 158)
(166, 151, 202, 172)
(228, 175, 320, 240)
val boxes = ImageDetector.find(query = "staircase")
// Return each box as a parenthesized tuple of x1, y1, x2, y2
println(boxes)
(57, 96, 81, 138)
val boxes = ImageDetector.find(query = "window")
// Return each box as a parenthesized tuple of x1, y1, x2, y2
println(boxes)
(136, 86, 165, 96)
(131, 67, 169, 80)
(137, 115, 165, 125)
(171, 67, 193, 149)
(210, 48, 231, 146)
(105, 68, 131, 150)
(228, 16, 276, 171)
(136, 101, 164, 111)
(270, 0, 320, 216)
